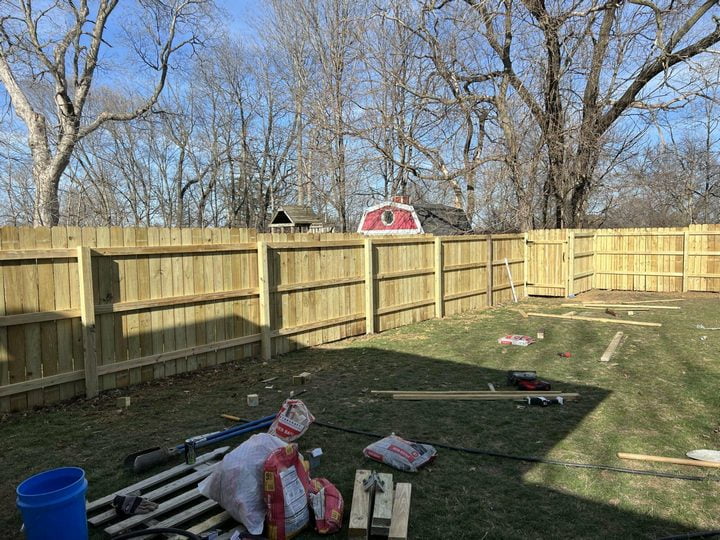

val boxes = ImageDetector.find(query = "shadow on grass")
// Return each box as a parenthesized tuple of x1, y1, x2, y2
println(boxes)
(0, 322, 710, 539)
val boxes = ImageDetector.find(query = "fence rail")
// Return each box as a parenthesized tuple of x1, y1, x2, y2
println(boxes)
(1, 223, 718, 412)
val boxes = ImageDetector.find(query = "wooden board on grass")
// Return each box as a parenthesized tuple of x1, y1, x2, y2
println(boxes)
(371, 473, 394, 535)
(389, 483, 412, 540)
(600, 331, 624, 362)
(348, 470, 371, 538)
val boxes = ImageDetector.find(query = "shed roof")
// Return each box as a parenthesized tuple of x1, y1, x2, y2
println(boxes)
(412, 203, 472, 235)
(269, 205, 323, 226)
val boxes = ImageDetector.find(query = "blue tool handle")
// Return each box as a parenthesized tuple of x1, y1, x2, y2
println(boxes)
(176, 414, 276, 452)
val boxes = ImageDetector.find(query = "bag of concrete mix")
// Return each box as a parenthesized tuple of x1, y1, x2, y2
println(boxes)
(263, 444, 313, 539)
(268, 399, 315, 442)
(198, 433, 286, 534)
(363, 434, 437, 472)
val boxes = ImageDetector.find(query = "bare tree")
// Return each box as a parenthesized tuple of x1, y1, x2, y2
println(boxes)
(0, 0, 211, 225)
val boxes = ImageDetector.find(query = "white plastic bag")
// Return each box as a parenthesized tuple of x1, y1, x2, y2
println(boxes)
(198, 433, 286, 534)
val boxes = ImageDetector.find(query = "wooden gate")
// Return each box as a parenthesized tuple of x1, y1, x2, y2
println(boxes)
(526, 230, 567, 296)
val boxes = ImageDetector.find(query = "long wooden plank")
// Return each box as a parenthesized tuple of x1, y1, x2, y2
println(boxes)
(527, 312, 662, 327)
(388, 483, 412, 540)
(183, 511, 231, 535)
(392, 393, 579, 401)
(579, 303, 679, 310)
(376, 268, 434, 280)
(272, 275, 363, 292)
(96, 333, 262, 376)
(0, 248, 77, 260)
(86, 447, 229, 512)
(77, 246, 98, 398)
(257, 241, 272, 360)
(375, 299, 435, 316)
(104, 487, 205, 535)
(372, 390, 571, 395)
(0, 309, 81, 327)
(152, 498, 219, 530)
(91, 243, 256, 256)
(443, 262, 487, 272)
(271, 313, 365, 337)
(364, 239, 375, 334)
(349, 470, 371, 538)
(600, 331, 624, 362)
(617, 452, 720, 469)
(89, 463, 218, 525)
(0, 370, 85, 398)
(371, 473, 394, 535)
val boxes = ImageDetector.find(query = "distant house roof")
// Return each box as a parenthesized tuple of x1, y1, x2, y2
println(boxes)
(357, 200, 472, 235)
(269, 205, 323, 227)
(412, 203, 472, 235)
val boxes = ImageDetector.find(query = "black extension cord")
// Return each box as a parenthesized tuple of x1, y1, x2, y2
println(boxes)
(309, 419, 720, 483)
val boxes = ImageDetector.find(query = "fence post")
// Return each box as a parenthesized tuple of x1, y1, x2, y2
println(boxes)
(523, 232, 529, 298)
(434, 237, 444, 318)
(682, 230, 690, 292)
(364, 238, 375, 334)
(257, 241, 272, 360)
(567, 230, 575, 297)
(77, 246, 98, 398)
(486, 235, 493, 307)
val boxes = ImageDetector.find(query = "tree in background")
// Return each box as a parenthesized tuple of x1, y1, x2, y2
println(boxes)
(0, 0, 212, 225)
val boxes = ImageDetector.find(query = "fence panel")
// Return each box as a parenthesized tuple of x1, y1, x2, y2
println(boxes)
(2, 224, 720, 412)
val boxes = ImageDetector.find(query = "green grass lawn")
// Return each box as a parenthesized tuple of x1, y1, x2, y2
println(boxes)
(2, 291, 719, 539)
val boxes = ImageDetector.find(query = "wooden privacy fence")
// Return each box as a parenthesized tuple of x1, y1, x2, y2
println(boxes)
(0, 227, 525, 412)
(1, 224, 718, 412)
(526, 224, 720, 296)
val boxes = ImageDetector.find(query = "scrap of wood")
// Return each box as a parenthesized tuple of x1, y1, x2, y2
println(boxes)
(563, 311, 576, 316)
(260, 376, 277, 383)
(348, 470, 372, 538)
(527, 312, 662, 327)
(371, 473, 394, 535)
(487, 383, 495, 391)
(600, 331, 624, 362)
(388, 483, 412, 540)
(293, 371, 312, 385)
(605, 308, 617, 317)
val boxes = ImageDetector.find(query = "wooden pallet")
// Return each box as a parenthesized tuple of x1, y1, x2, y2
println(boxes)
(86, 446, 246, 538)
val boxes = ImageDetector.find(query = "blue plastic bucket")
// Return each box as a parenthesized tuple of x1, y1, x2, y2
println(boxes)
(16, 467, 88, 540)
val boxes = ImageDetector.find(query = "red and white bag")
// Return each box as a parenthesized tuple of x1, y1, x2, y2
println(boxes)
(308, 478, 343, 534)
(263, 444, 313, 540)
(363, 434, 437, 472)
(268, 399, 315, 442)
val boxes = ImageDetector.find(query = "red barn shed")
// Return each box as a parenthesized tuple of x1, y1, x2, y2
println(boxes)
(357, 196, 471, 235)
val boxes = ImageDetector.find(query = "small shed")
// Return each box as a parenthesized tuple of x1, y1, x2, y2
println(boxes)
(269, 205, 334, 233)
(357, 196, 471, 235)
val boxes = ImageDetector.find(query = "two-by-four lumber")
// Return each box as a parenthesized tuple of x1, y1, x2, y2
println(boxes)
(372, 390, 569, 395)
(434, 237, 444, 318)
(527, 312, 662, 327)
(561, 304, 649, 311)
(364, 239, 375, 334)
(371, 472, 394, 536)
(77, 246, 98, 398)
(617, 452, 720, 469)
(577, 304, 680, 310)
(349, 470, 372, 538)
(600, 331, 624, 362)
(392, 393, 580, 401)
(388, 483, 412, 540)
(257, 241, 272, 360)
